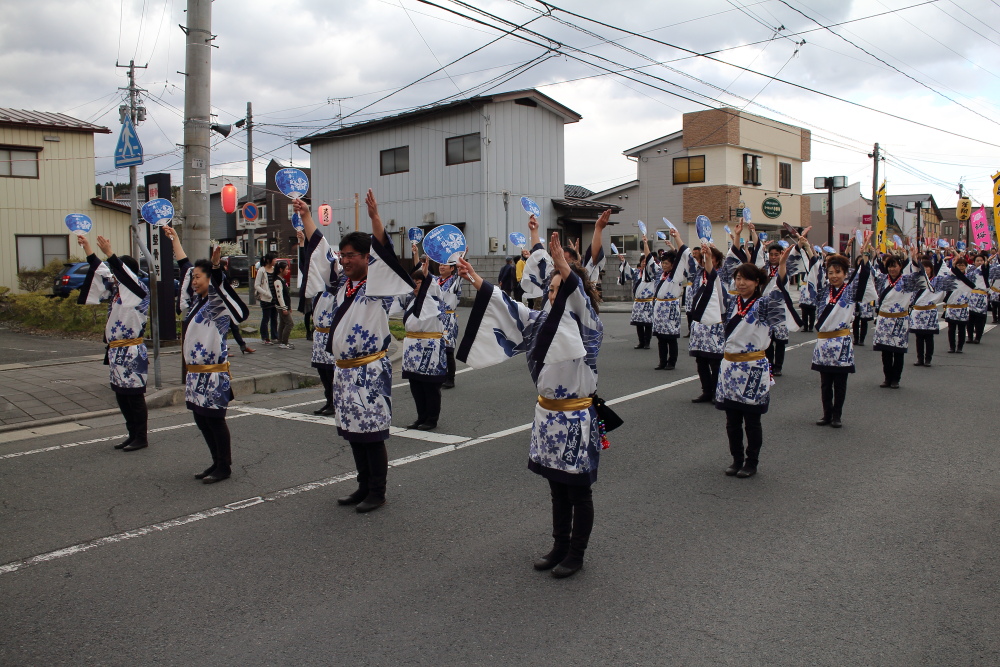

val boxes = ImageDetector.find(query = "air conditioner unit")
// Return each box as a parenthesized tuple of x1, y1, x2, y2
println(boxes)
(102, 185, 114, 200)
(489, 237, 499, 252)
(423, 212, 436, 224)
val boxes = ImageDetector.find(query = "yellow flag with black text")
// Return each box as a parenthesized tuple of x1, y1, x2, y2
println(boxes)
(875, 180, 887, 252)
(992, 171, 1000, 244)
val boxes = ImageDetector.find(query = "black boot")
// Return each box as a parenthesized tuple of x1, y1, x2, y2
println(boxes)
(534, 484, 572, 571)
(356, 442, 388, 513)
(654, 336, 669, 370)
(443, 348, 456, 388)
(339, 442, 370, 505)
(551, 486, 593, 578)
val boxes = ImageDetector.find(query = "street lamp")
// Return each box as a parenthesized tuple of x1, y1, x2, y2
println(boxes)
(814, 176, 847, 247)
(906, 199, 931, 253)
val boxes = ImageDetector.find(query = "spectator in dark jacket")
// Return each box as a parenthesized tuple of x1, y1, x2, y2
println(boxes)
(498, 257, 516, 296)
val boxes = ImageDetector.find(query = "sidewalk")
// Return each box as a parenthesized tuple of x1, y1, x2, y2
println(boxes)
(0, 326, 400, 431)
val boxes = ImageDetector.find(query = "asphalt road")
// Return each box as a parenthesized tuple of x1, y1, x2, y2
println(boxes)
(1, 312, 998, 665)
(0, 328, 105, 365)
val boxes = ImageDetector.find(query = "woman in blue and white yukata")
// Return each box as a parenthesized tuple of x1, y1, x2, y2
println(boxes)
(77, 234, 150, 452)
(651, 226, 689, 370)
(435, 261, 462, 389)
(618, 234, 659, 350)
(296, 206, 342, 417)
(965, 252, 991, 344)
(853, 254, 876, 346)
(688, 244, 731, 403)
(706, 225, 793, 478)
(942, 253, 976, 354)
(870, 245, 926, 389)
(910, 253, 949, 368)
(164, 227, 250, 483)
(391, 247, 449, 431)
(457, 229, 605, 580)
(807, 239, 876, 428)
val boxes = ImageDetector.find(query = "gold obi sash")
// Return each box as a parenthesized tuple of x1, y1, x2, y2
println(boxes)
(723, 350, 766, 362)
(878, 311, 908, 318)
(186, 362, 231, 375)
(911, 304, 936, 311)
(537, 395, 594, 412)
(314, 326, 331, 333)
(335, 350, 386, 369)
(406, 332, 443, 339)
(817, 329, 851, 339)
(108, 337, 143, 348)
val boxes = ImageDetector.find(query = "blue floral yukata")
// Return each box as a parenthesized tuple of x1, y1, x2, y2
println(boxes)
(393, 279, 449, 381)
(871, 259, 927, 353)
(316, 234, 414, 442)
(459, 249, 604, 485)
(180, 262, 250, 415)
(652, 246, 690, 338)
(808, 261, 874, 374)
(79, 254, 150, 395)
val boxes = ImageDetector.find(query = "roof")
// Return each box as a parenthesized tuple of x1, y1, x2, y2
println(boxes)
(298, 89, 582, 145)
(624, 130, 683, 157)
(564, 184, 595, 198)
(91, 197, 131, 213)
(0, 108, 112, 134)
(552, 197, 623, 213)
(884, 193, 942, 218)
(238, 183, 268, 205)
(588, 180, 640, 200)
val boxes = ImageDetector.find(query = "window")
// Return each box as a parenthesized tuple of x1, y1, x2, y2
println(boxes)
(0, 146, 40, 178)
(610, 234, 640, 254)
(673, 156, 705, 185)
(446, 133, 481, 165)
(779, 162, 792, 189)
(380, 146, 410, 175)
(16, 235, 67, 271)
(839, 233, 849, 252)
(743, 153, 761, 186)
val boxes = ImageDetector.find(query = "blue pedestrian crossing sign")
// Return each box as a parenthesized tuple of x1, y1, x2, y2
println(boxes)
(114, 115, 144, 168)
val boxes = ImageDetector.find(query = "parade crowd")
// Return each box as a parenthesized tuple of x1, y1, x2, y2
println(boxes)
(75, 190, 998, 579)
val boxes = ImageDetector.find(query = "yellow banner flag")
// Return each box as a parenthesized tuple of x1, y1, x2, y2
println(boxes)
(875, 180, 887, 252)
(992, 171, 1000, 244)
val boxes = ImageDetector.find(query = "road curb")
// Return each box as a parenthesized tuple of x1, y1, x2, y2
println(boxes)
(0, 340, 402, 435)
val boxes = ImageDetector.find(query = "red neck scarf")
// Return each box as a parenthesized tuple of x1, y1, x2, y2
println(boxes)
(345, 279, 366, 299)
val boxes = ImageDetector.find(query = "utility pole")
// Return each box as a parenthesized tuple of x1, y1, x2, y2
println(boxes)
(355, 193, 360, 231)
(957, 182, 966, 244)
(116, 59, 162, 389)
(243, 102, 256, 305)
(180, 0, 213, 260)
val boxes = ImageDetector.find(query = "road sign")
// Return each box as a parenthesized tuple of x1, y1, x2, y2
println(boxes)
(238, 202, 262, 230)
(114, 116, 143, 168)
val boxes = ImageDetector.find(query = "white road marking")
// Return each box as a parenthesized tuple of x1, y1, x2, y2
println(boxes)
(0, 334, 962, 574)
(274, 367, 478, 409)
(0, 414, 251, 461)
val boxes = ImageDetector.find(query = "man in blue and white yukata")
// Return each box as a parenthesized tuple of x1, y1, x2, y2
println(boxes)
(293, 190, 414, 513)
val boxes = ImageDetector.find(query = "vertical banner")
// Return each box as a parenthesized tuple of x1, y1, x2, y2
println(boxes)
(875, 180, 887, 252)
(970, 206, 991, 250)
(992, 171, 1000, 246)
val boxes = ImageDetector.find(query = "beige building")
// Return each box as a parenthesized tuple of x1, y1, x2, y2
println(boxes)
(591, 108, 811, 251)
(1, 109, 132, 292)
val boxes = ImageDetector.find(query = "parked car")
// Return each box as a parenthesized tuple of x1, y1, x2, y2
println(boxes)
(222, 255, 250, 288)
(52, 262, 92, 298)
(53, 261, 177, 298)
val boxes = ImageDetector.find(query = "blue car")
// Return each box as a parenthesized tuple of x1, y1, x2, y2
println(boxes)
(53, 262, 176, 298)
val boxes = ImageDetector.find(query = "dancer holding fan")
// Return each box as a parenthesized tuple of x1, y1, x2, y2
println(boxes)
(456, 230, 608, 579)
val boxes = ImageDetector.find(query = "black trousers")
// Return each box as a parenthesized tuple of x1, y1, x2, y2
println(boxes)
(634, 322, 652, 347)
(725, 409, 763, 467)
(409, 378, 442, 425)
(260, 304, 278, 341)
(765, 336, 786, 371)
(967, 311, 986, 341)
(317, 366, 334, 406)
(947, 320, 966, 351)
(881, 350, 904, 384)
(991, 300, 1000, 323)
(655, 335, 678, 367)
(228, 323, 246, 350)
(445, 347, 456, 384)
(800, 304, 816, 331)
(115, 392, 148, 442)
(547, 479, 594, 561)
(696, 357, 720, 397)
(193, 412, 231, 474)
(819, 372, 848, 420)
(914, 331, 934, 363)
(349, 440, 389, 502)
(853, 316, 868, 344)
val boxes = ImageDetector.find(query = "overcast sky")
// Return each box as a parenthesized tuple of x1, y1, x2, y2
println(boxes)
(3, 0, 1000, 211)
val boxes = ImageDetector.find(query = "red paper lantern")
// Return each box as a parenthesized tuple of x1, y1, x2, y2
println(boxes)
(318, 203, 333, 227)
(221, 183, 238, 214)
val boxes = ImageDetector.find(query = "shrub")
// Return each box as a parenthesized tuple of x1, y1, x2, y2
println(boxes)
(16, 256, 85, 293)
(0, 289, 106, 335)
